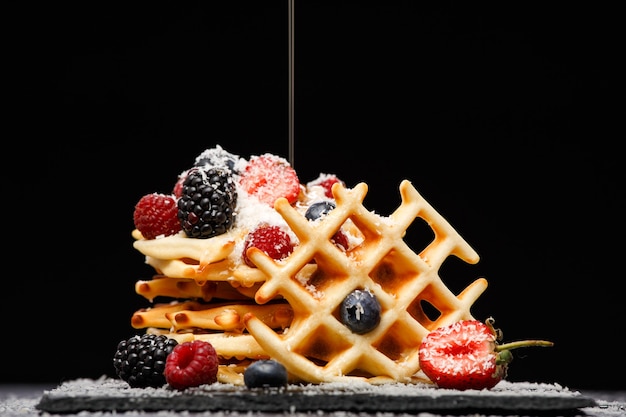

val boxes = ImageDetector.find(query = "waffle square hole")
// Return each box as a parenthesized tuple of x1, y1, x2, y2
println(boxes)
(407, 296, 442, 328)
(373, 321, 421, 361)
(369, 249, 427, 296)
(294, 324, 353, 364)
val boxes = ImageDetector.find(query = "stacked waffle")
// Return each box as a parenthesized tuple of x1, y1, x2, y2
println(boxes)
(130, 146, 487, 385)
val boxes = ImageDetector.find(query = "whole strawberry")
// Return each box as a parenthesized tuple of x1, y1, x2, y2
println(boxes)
(418, 317, 553, 390)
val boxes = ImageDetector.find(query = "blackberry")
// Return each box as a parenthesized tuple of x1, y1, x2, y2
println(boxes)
(177, 167, 237, 239)
(113, 334, 178, 388)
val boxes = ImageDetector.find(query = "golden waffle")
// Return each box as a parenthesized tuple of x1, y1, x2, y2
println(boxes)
(131, 180, 487, 385)
(243, 180, 487, 384)
(132, 300, 292, 333)
(135, 276, 261, 302)
(133, 229, 269, 288)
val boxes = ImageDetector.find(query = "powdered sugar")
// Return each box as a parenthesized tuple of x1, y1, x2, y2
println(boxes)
(38, 376, 589, 399)
(229, 185, 295, 266)
(31, 376, 619, 416)
(161, 146, 364, 267)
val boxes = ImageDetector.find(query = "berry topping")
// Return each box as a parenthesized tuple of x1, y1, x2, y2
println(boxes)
(307, 173, 344, 198)
(304, 201, 336, 220)
(239, 154, 300, 206)
(194, 145, 242, 174)
(113, 334, 179, 388)
(133, 193, 181, 240)
(177, 168, 237, 239)
(242, 224, 295, 267)
(244, 360, 288, 388)
(173, 170, 189, 198)
(305, 201, 350, 251)
(418, 317, 554, 390)
(330, 230, 350, 250)
(339, 289, 381, 334)
(164, 340, 219, 390)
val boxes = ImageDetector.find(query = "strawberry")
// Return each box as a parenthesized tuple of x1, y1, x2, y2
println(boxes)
(239, 154, 300, 206)
(418, 317, 553, 390)
(164, 340, 219, 390)
(242, 224, 295, 267)
(133, 193, 181, 239)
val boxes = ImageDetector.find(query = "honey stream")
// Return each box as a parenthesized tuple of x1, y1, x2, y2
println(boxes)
(288, 0, 295, 168)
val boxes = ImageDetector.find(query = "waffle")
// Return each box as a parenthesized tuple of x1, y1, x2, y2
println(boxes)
(131, 179, 487, 385)
(243, 180, 486, 383)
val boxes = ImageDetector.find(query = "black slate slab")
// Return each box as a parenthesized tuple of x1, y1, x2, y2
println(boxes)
(36, 377, 596, 415)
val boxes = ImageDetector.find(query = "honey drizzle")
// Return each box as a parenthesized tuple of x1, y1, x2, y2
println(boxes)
(288, 0, 295, 168)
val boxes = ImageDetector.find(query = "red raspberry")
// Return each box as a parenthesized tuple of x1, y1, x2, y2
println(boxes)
(164, 340, 219, 390)
(239, 154, 300, 206)
(172, 169, 189, 198)
(242, 224, 295, 267)
(133, 193, 181, 239)
(331, 230, 350, 251)
(307, 173, 344, 198)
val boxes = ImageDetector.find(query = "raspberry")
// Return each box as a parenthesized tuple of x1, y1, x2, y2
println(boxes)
(173, 170, 189, 198)
(165, 340, 219, 390)
(242, 224, 295, 267)
(133, 193, 181, 239)
(331, 230, 350, 251)
(307, 173, 344, 199)
(113, 334, 179, 388)
(177, 167, 237, 239)
(239, 154, 300, 206)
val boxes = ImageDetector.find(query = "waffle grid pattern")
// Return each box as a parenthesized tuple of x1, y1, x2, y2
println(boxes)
(243, 180, 487, 383)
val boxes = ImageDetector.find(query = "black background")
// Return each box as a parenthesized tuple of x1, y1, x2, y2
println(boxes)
(4, 2, 622, 390)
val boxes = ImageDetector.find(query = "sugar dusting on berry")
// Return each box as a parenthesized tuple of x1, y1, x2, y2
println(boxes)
(230, 187, 297, 266)
(242, 224, 295, 267)
(306, 173, 344, 199)
(165, 340, 219, 390)
(133, 146, 361, 269)
(418, 319, 503, 392)
(238, 154, 301, 206)
(134, 193, 181, 240)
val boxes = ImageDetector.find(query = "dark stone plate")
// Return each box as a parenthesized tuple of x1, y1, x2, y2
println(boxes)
(36, 377, 596, 414)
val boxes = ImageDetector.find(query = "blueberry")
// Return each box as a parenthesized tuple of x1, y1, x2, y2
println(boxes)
(340, 289, 381, 334)
(244, 360, 288, 388)
(194, 146, 241, 173)
(305, 201, 336, 221)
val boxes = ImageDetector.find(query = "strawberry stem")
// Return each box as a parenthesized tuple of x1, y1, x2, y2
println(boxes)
(495, 340, 553, 366)
(496, 340, 554, 351)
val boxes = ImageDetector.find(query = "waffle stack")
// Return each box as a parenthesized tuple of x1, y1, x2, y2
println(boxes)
(130, 151, 487, 385)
